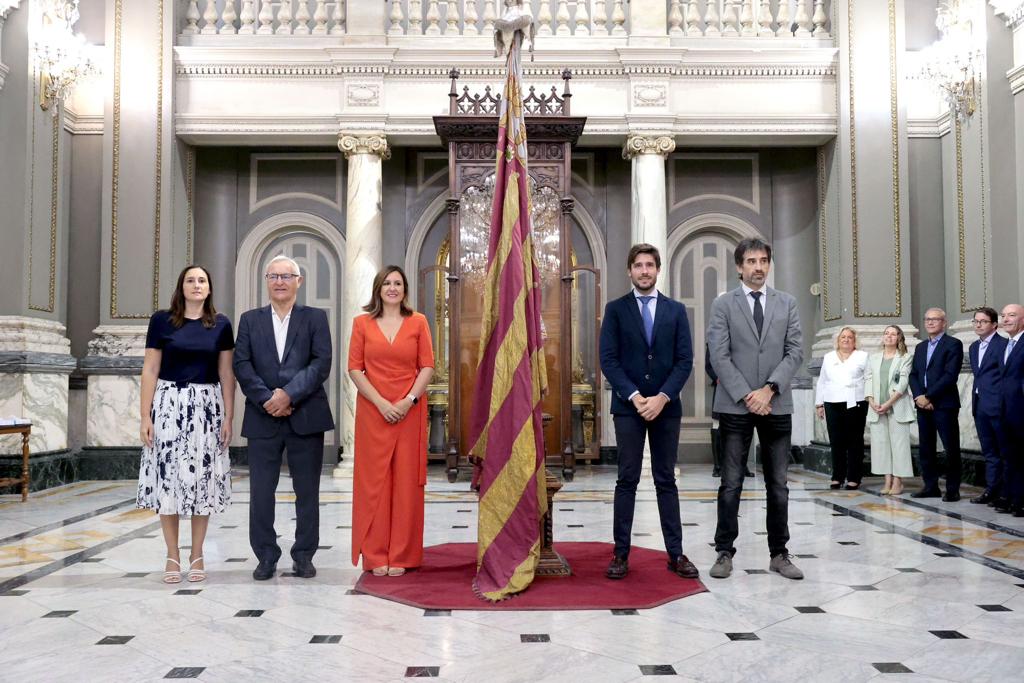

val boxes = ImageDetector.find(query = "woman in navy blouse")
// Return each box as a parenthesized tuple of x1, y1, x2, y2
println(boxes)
(137, 265, 235, 584)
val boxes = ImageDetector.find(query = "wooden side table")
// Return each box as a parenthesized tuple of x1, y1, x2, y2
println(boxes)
(0, 424, 32, 501)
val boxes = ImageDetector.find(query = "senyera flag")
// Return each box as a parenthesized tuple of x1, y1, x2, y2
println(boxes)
(468, 28, 548, 602)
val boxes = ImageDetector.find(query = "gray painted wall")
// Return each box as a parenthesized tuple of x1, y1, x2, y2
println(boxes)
(67, 135, 103, 357)
(985, 6, 1019, 306)
(908, 138, 946, 330)
(905, 0, 939, 51)
(0, 6, 30, 315)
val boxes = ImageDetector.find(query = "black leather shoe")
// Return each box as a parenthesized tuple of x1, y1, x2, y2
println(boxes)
(942, 492, 961, 502)
(606, 555, 629, 580)
(1014, 505, 1024, 518)
(292, 559, 316, 579)
(668, 555, 700, 579)
(910, 488, 941, 499)
(712, 468, 721, 478)
(252, 560, 277, 581)
(744, 469, 754, 478)
(971, 491, 994, 504)
(993, 498, 1012, 512)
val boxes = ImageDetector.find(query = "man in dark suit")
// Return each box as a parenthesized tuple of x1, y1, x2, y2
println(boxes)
(706, 238, 804, 581)
(908, 307, 964, 501)
(968, 307, 1007, 505)
(599, 243, 696, 580)
(234, 255, 335, 580)
(997, 304, 1024, 516)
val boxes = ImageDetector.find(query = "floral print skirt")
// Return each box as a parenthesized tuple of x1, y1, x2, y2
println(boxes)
(137, 380, 231, 516)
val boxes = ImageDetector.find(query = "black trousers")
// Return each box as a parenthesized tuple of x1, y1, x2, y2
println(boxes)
(612, 413, 683, 559)
(823, 401, 868, 485)
(248, 422, 325, 565)
(916, 407, 961, 494)
(974, 410, 1008, 497)
(715, 412, 792, 557)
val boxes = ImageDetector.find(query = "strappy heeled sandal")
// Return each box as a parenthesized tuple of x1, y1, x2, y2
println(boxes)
(371, 566, 389, 577)
(187, 557, 206, 583)
(163, 558, 182, 584)
(387, 567, 406, 577)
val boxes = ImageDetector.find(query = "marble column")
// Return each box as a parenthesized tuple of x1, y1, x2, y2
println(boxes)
(336, 133, 390, 476)
(622, 134, 675, 270)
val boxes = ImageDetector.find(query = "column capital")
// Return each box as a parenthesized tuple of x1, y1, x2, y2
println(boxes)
(337, 133, 391, 160)
(622, 134, 676, 160)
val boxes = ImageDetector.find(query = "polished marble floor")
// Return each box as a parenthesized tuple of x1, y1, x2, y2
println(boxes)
(3, 464, 1024, 682)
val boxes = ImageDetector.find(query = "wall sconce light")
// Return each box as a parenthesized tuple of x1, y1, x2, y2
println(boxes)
(34, 0, 97, 115)
(916, 0, 983, 121)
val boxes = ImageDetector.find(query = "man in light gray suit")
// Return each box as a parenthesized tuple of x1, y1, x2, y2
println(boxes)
(706, 238, 804, 580)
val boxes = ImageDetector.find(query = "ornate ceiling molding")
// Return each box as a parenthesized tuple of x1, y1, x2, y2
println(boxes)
(989, 1, 1024, 28)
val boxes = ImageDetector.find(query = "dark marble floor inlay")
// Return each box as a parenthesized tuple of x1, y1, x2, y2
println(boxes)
(424, 609, 451, 617)
(682, 522, 699, 527)
(930, 630, 968, 639)
(795, 606, 825, 613)
(795, 522, 814, 525)
(451, 525, 468, 529)
(754, 531, 768, 535)
(345, 589, 361, 595)
(175, 589, 202, 596)
(317, 545, 332, 550)
(977, 604, 1011, 612)
(633, 532, 652, 536)
(457, 509, 472, 513)
(234, 610, 264, 617)
(795, 554, 817, 559)
(336, 525, 351, 529)
(744, 569, 768, 575)
(123, 572, 149, 578)
(896, 567, 921, 573)
(726, 633, 760, 641)
(612, 609, 639, 615)
(165, 668, 205, 679)
(2, 589, 29, 596)
(225, 558, 248, 563)
(81, 557, 104, 563)
(567, 524, 584, 528)
(638, 664, 677, 675)
(934, 552, 956, 557)
(837, 541, 859, 546)
(310, 635, 343, 643)
(220, 525, 238, 529)
(873, 663, 913, 674)
(559, 508, 574, 512)
(520, 634, 550, 642)
(97, 635, 134, 645)
(42, 610, 77, 618)
(405, 666, 440, 677)
(849, 585, 878, 591)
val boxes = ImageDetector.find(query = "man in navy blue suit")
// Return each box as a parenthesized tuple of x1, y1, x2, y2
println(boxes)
(908, 308, 964, 501)
(599, 244, 696, 580)
(997, 304, 1024, 516)
(968, 307, 1007, 505)
(234, 255, 335, 580)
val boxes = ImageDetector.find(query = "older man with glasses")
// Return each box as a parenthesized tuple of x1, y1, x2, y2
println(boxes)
(908, 308, 965, 502)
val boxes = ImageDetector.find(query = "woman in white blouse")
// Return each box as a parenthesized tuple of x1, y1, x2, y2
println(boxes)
(863, 325, 915, 496)
(815, 327, 869, 490)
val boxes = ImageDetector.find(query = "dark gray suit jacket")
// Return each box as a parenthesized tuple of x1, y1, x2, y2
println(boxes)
(233, 304, 335, 438)
(706, 286, 803, 415)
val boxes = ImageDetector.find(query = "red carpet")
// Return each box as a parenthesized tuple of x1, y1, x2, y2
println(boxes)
(354, 542, 706, 610)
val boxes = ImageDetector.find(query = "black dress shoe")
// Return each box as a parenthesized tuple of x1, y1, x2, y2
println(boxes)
(970, 491, 994, 505)
(993, 498, 1012, 512)
(942, 492, 961, 502)
(668, 555, 700, 579)
(252, 560, 277, 581)
(1014, 505, 1024, 518)
(844, 482, 861, 491)
(910, 488, 941, 499)
(292, 559, 316, 579)
(606, 555, 628, 580)
(712, 468, 721, 478)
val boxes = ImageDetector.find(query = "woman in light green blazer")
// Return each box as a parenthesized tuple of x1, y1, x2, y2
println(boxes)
(864, 325, 915, 495)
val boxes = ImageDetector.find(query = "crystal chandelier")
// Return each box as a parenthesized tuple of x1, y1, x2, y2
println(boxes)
(34, 0, 98, 115)
(916, 0, 982, 121)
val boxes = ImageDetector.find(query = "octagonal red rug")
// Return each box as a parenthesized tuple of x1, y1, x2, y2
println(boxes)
(354, 542, 706, 610)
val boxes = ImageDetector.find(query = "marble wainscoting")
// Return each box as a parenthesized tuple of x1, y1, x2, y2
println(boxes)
(78, 325, 146, 481)
(0, 368, 73, 454)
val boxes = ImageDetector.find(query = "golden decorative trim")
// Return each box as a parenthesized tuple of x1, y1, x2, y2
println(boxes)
(28, 81, 59, 313)
(109, 0, 163, 319)
(849, 0, 902, 318)
(817, 145, 838, 321)
(957, 78, 990, 313)
(186, 146, 194, 262)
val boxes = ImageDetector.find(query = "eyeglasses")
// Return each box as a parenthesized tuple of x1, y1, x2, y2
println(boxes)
(972, 319, 994, 325)
(265, 273, 299, 282)
(923, 317, 945, 323)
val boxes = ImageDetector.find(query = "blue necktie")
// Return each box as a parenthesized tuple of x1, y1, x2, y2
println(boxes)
(1006, 338, 1017, 363)
(639, 296, 654, 346)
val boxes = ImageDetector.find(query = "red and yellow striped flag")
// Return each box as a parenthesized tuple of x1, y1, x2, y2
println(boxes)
(468, 29, 548, 602)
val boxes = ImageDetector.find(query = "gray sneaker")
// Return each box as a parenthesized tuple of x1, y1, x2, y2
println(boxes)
(709, 551, 733, 579)
(769, 553, 804, 580)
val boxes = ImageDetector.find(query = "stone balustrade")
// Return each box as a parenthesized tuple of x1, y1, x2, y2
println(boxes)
(178, 0, 832, 40)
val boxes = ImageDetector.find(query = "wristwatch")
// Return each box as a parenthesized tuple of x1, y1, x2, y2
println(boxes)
(406, 393, 419, 405)
(767, 381, 780, 395)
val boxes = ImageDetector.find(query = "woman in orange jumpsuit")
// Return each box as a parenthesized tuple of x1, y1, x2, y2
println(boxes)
(348, 266, 434, 576)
